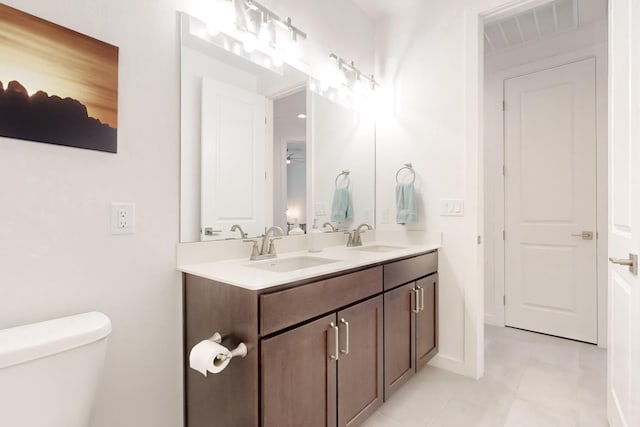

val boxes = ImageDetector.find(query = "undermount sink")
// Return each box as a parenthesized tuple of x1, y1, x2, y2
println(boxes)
(356, 245, 407, 253)
(246, 256, 341, 273)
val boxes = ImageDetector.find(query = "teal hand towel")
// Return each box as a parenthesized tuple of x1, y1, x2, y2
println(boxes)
(330, 187, 353, 222)
(396, 182, 418, 224)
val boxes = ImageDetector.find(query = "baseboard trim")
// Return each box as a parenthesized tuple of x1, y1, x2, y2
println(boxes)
(428, 353, 466, 376)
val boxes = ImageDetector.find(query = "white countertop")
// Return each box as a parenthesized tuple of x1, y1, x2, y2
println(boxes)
(177, 241, 440, 291)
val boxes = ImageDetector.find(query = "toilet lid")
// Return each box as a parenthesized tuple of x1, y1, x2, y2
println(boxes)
(0, 312, 112, 369)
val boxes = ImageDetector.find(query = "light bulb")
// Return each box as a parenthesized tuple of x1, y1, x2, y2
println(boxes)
(258, 21, 272, 45)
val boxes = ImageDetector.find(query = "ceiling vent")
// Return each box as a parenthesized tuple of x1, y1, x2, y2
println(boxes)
(484, 0, 578, 54)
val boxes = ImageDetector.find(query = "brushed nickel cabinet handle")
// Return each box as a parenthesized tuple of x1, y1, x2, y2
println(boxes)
(411, 289, 420, 314)
(329, 322, 339, 361)
(339, 318, 350, 355)
(418, 286, 425, 312)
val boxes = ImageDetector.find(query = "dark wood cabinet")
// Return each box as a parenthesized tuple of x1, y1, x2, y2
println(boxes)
(261, 296, 383, 427)
(383, 282, 416, 398)
(183, 250, 437, 427)
(337, 296, 383, 427)
(416, 274, 438, 370)
(261, 313, 337, 427)
(383, 255, 439, 401)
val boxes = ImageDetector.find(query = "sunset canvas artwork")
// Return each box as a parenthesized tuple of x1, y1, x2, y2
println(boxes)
(0, 4, 118, 153)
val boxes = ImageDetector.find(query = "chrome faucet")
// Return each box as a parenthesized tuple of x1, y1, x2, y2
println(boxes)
(345, 223, 372, 247)
(243, 226, 284, 260)
(322, 222, 337, 232)
(230, 224, 248, 239)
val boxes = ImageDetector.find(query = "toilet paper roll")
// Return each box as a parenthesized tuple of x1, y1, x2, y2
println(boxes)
(189, 340, 231, 376)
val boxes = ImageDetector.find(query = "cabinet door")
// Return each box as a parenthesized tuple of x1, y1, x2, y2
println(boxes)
(416, 274, 438, 370)
(383, 282, 416, 400)
(337, 296, 383, 427)
(262, 313, 338, 427)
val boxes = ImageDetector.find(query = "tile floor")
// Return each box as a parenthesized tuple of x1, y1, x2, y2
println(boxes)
(362, 325, 607, 427)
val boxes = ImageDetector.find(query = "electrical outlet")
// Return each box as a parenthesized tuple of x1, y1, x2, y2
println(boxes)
(111, 203, 135, 235)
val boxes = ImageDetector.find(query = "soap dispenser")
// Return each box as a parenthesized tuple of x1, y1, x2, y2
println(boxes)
(308, 219, 323, 253)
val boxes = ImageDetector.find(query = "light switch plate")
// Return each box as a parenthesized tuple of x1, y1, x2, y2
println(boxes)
(440, 199, 465, 216)
(111, 202, 135, 234)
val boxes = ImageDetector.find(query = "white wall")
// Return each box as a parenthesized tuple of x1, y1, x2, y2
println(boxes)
(0, 1, 373, 426)
(483, 19, 609, 347)
(373, 0, 569, 378)
(374, 0, 476, 376)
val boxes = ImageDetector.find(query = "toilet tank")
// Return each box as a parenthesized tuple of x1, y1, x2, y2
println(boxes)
(0, 312, 112, 427)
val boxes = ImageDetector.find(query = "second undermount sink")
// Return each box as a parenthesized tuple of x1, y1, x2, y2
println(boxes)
(246, 256, 341, 273)
(356, 245, 407, 253)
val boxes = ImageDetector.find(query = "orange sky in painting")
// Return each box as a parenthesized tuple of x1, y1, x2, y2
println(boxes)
(0, 4, 118, 128)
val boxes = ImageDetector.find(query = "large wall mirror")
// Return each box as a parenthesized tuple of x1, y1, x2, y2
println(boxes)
(179, 12, 375, 243)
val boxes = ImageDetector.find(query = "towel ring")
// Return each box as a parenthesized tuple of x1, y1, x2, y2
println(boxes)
(335, 170, 351, 189)
(396, 163, 416, 184)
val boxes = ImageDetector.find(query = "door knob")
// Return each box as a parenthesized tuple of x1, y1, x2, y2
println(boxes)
(609, 253, 638, 275)
(571, 231, 594, 240)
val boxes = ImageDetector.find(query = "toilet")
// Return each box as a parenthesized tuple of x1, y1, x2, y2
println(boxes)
(0, 311, 112, 427)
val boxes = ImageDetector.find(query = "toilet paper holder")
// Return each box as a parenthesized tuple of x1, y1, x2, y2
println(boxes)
(209, 332, 248, 361)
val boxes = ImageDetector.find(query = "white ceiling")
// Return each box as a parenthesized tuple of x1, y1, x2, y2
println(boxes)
(351, 0, 417, 20)
(351, 0, 606, 25)
(484, 0, 607, 54)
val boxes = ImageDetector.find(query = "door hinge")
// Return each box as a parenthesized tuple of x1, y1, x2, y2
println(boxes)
(502, 100, 506, 111)
(265, 116, 267, 124)
(503, 295, 506, 305)
(502, 164, 506, 176)
(502, 230, 505, 240)
(477, 235, 482, 245)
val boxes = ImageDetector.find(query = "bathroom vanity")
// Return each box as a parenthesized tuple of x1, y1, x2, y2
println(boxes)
(180, 244, 439, 427)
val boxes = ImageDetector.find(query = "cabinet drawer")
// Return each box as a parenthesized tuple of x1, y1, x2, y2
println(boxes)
(383, 252, 437, 291)
(260, 267, 383, 336)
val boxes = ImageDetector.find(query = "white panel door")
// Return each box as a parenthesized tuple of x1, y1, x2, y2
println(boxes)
(504, 58, 598, 343)
(201, 78, 265, 240)
(607, 0, 640, 425)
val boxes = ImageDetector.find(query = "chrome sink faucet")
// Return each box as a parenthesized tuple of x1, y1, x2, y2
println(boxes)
(230, 224, 248, 239)
(244, 226, 284, 260)
(345, 223, 372, 247)
(322, 222, 337, 232)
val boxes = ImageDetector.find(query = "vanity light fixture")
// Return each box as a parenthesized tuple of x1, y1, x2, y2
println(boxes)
(297, 113, 307, 119)
(329, 53, 378, 91)
(311, 53, 380, 112)
(208, 0, 307, 64)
